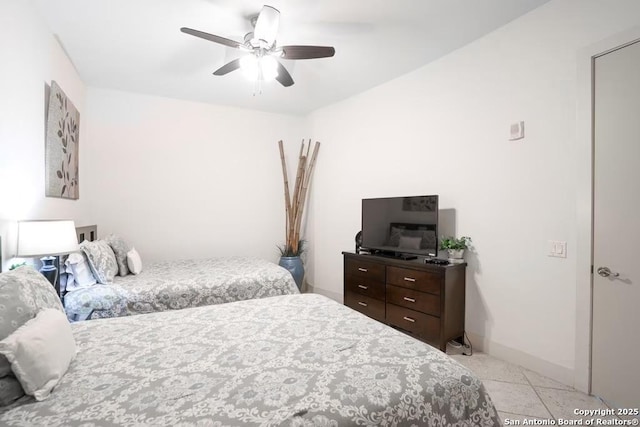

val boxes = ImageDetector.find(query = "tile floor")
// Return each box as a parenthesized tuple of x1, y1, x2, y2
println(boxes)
(447, 349, 637, 426)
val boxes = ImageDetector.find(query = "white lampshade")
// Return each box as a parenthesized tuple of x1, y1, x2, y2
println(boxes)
(240, 55, 278, 82)
(240, 55, 260, 81)
(260, 56, 278, 81)
(253, 5, 280, 47)
(16, 220, 79, 257)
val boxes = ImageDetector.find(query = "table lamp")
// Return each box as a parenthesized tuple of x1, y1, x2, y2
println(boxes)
(16, 220, 79, 292)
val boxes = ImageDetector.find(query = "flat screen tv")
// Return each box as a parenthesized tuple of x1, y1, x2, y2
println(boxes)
(361, 195, 438, 257)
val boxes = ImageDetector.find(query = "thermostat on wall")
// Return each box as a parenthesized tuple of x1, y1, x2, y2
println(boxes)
(509, 121, 525, 141)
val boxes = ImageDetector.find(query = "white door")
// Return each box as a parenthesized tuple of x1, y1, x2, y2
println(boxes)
(592, 39, 640, 408)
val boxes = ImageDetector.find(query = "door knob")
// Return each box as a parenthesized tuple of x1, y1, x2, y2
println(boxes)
(597, 266, 619, 278)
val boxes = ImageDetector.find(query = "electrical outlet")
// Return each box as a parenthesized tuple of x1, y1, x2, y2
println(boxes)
(548, 240, 567, 258)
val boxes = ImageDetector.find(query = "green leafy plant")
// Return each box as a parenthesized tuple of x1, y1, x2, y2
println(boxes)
(9, 262, 27, 270)
(439, 236, 472, 251)
(278, 240, 306, 257)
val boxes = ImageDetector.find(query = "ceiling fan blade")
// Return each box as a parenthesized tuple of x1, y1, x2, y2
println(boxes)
(253, 6, 280, 47)
(180, 27, 243, 49)
(275, 61, 294, 87)
(213, 58, 241, 76)
(280, 45, 335, 60)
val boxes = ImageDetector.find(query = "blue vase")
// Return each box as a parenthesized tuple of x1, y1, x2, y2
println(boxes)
(279, 256, 304, 290)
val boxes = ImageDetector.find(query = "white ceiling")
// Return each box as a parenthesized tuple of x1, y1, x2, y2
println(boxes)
(33, 0, 550, 115)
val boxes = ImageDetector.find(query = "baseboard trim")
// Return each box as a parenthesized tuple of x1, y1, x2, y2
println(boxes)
(466, 332, 576, 390)
(303, 288, 577, 390)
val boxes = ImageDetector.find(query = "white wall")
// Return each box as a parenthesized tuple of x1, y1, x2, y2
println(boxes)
(83, 88, 305, 263)
(305, 0, 640, 387)
(0, 0, 89, 270)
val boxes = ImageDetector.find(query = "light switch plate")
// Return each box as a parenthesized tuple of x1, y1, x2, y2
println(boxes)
(548, 240, 567, 258)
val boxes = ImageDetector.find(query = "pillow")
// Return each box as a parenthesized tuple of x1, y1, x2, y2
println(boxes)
(386, 226, 403, 247)
(398, 235, 422, 250)
(80, 240, 118, 284)
(127, 248, 142, 275)
(59, 263, 74, 295)
(387, 227, 437, 250)
(0, 375, 24, 406)
(420, 230, 437, 250)
(64, 252, 97, 291)
(105, 234, 131, 276)
(0, 309, 76, 401)
(0, 267, 64, 377)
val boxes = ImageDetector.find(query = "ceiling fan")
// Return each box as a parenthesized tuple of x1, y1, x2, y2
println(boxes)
(180, 5, 335, 88)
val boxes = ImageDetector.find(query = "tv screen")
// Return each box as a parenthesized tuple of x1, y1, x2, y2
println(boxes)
(361, 195, 439, 257)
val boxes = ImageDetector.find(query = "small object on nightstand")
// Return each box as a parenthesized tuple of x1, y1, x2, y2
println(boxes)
(16, 220, 79, 296)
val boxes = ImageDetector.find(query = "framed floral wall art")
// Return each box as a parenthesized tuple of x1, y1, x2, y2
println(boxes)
(45, 81, 79, 199)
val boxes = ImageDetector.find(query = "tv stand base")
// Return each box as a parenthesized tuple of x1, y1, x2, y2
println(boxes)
(368, 250, 418, 260)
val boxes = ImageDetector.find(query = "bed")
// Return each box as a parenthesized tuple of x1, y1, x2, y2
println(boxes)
(63, 226, 299, 320)
(64, 256, 300, 320)
(1, 292, 500, 426)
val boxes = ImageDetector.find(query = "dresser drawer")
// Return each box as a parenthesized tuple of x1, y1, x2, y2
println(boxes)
(345, 258, 385, 282)
(387, 266, 441, 295)
(346, 277, 385, 300)
(345, 291, 385, 322)
(385, 303, 440, 340)
(386, 285, 440, 316)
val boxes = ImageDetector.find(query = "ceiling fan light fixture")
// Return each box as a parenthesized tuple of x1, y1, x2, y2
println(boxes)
(240, 55, 259, 81)
(253, 5, 280, 47)
(260, 55, 278, 81)
(239, 55, 278, 82)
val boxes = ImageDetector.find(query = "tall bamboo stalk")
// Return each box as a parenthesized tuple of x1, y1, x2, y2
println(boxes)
(279, 139, 320, 256)
(278, 140, 292, 241)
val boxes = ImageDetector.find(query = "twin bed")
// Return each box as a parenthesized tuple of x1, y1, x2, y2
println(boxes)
(64, 256, 300, 319)
(63, 226, 299, 320)
(0, 225, 500, 425)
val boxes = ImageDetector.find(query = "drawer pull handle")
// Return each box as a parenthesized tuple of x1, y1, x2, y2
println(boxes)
(403, 277, 416, 282)
(358, 285, 368, 290)
(403, 297, 416, 303)
(358, 268, 368, 272)
(358, 301, 368, 307)
(403, 316, 415, 323)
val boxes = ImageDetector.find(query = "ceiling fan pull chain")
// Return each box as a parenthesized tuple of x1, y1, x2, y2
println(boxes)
(252, 78, 264, 97)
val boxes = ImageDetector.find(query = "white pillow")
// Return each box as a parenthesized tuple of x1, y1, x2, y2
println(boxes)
(0, 309, 77, 401)
(127, 248, 142, 275)
(64, 252, 97, 290)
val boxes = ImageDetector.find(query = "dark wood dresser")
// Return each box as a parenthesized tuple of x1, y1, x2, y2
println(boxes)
(343, 251, 466, 351)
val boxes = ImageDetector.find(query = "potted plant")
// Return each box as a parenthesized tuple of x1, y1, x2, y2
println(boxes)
(278, 139, 320, 290)
(439, 236, 472, 264)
